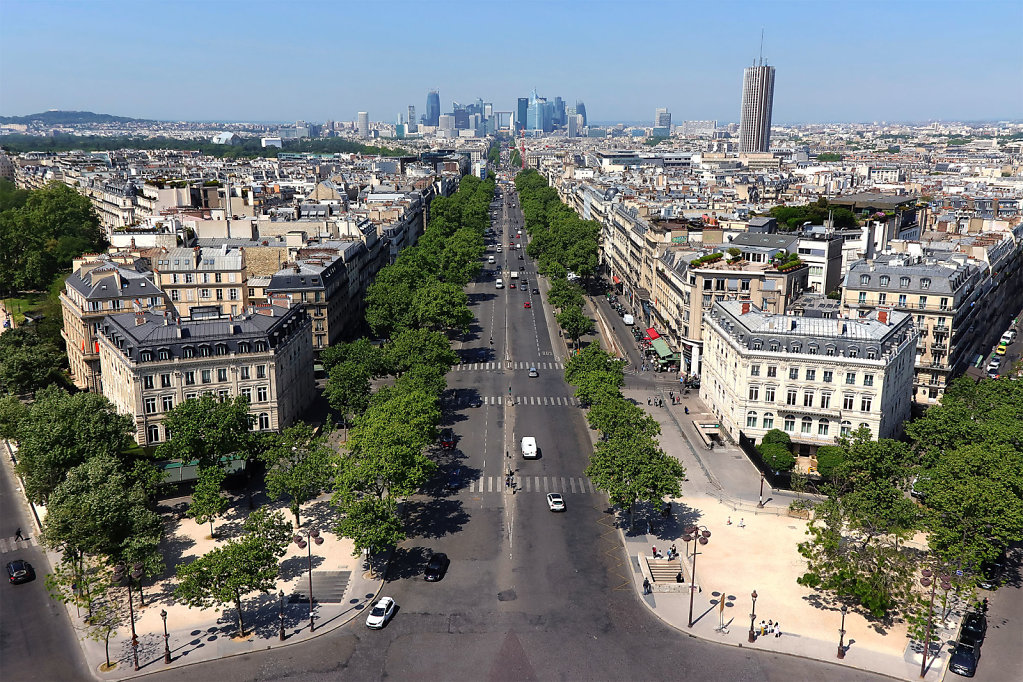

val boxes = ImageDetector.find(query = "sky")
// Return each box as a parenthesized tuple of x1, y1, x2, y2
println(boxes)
(2, 0, 1021, 125)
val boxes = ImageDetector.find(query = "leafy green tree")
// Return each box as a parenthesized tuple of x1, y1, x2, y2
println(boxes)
(188, 465, 230, 538)
(324, 362, 371, 430)
(546, 277, 584, 311)
(410, 279, 474, 333)
(394, 363, 447, 400)
(0, 325, 69, 394)
(573, 370, 625, 408)
(564, 342, 623, 386)
(384, 328, 457, 377)
(174, 508, 291, 637)
(0, 394, 28, 439)
(156, 395, 252, 470)
(320, 337, 389, 376)
(262, 423, 335, 526)
(759, 442, 795, 472)
(46, 553, 114, 625)
(556, 305, 594, 348)
(768, 201, 857, 231)
(333, 495, 406, 555)
(586, 433, 686, 529)
(14, 387, 135, 504)
(586, 395, 661, 440)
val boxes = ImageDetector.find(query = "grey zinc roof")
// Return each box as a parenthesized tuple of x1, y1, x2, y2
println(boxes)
(159, 247, 243, 271)
(712, 300, 911, 345)
(844, 254, 976, 294)
(729, 232, 798, 250)
(65, 263, 158, 300)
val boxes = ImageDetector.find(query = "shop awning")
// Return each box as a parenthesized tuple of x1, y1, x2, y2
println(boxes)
(651, 337, 673, 358)
(646, 327, 660, 340)
(612, 275, 621, 284)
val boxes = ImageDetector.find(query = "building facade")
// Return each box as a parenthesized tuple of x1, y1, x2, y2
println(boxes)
(153, 245, 248, 318)
(739, 63, 775, 153)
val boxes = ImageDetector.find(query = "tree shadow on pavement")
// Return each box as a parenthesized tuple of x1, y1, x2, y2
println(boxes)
(280, 552, 326, 582)
(402, 498, 470, 539)
(801, 595, 898, 636)
(384, 545, 433, 581)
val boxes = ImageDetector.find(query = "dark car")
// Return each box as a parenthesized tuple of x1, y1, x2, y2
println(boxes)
(424, 553, 450, 582)
(446, 468, 462, 491)
(978, 551, 1006, 590)
(468, 396, 483, 408)
(532, 288, 540, 295)
(439, 429, 457, 450)
(959, 612, 987, 646)
(949, 640, 980, 677)
(6, 560, 35, 584)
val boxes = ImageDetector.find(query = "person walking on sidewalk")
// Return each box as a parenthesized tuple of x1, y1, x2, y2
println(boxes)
(15, 527, 25, 541)
(774, 622, 782, 637)
(643, 578, 651, 595)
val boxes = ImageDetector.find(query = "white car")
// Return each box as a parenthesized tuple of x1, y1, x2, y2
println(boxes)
(528, 367, 539, 378)
(547, 493, 566, 512)
(365, 596, 396, 629)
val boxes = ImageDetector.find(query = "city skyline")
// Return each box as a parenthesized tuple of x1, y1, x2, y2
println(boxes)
(2, 0, 1021, 124)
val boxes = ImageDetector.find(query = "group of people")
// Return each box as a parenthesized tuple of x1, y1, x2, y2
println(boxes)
(650, 544, 680, 561)
(647, 395, 665, 407)
(756, 619, 783, 639)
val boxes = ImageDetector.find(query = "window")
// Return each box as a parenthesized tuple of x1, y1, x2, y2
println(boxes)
(216, 343, 229, 356)
(820, 392, 831, 409)
(256, 365, 267, 379)
(803, 391, 814, 407)
(750, 364, 761, 377)
(240, 366, 250, 380)
(240, 387, 252, 402)
(841, 420, 852, 437)
(143, 375, 155, 390)
(255, 342, 268, 352)
(921, 278, 930, 290)
(217, 368, 228, 382)
(859, 274, 870, 285)
(784, 415, 795, 431)
(858, 292, 867, 304)
(762, 413, 774, 429)
(215, 272, 222, 283)
(751, 341, 762, 350)
(144, 397, 157, 414)
(825, 347, 836, 356)
(918, 296, 927, 309)
(823, 370, 833, 383)
(861, 396, 872, 412)
(185, 371, 195, 385)
(160, 373, 172, 388)
(939, 297, 949, 310)
(201, 369, 212, 384)
(238, 342, 250, 354)
(818, 419, 830, 436)
(147, 424, 160, 444)
(801, 416, 812, 434)
(162, 396, 174, 411)
(257, 386, 268, 402)
(217, 389, 230, 401)
(258, 413, 270, 430)
(769, 342, 779, 352)
(216, 289, 223, 301)
(764, 387, 776, 402)
(185, 392, 197, 401)
(746, 411, 758, 428)
(879, 293, 887, 305)
(140, 351, 154, 362)
(158, 349, 170, 361)
(183, 346, 195, 358)
(808, 345, 818, 355)
(791, 343, 801, 354)
(898, 294, 907, 307)
(789, 367, 799, 380)
(200, 288, 211, 299)
(845, 372, 856, 385)
(863, 374, 874, 387)
(767, 366, 777, 378)
(899, 277, 910, 288)
(170, 289, 180, 302)
(786, 389, 797, 406)
(748, 386, 760, 401)
(843, 394, 854, 410)
(805, 369, 816, 381)
(199, 345, 212, 357)
(879, 275, 890, 286)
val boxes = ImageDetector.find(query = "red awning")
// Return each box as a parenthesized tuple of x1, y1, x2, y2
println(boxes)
(612, 275, 621, 284)
(646, 328, 660, 340)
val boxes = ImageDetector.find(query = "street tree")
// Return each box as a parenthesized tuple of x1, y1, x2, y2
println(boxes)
(384, 328, 458, 377)
(323, 362, 371, 431)
(410, 279, 474, 333)
(564, 342, 622, 386)
(45, 553, 114, 624)
(157, 395, 252, 470)
(188, 465, 230, 538)
(0, 394, 28, 440)
(586, 395, 660, 440)
(556, 306, 594, 348)
(573, 370, 626, 409)
(0, 325, 69, 395)
(84, 585, 130, 671)
(174, 508, 291, 638)
(319, 337, 389, 376)
(546, 277, 584, 311)
(333, 495, 406, 555)
(586, 433, 686, 529)
(262, 422, 335, 526)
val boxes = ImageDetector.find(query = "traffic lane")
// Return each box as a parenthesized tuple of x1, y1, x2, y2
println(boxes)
(972, 546, 1022, 682)
(0, 456, 89, 682)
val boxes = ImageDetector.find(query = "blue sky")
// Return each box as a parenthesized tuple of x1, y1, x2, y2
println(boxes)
(2, 0, 1021, 124)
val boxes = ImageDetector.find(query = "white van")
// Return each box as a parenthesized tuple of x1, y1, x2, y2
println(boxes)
(496, 278, 504, 289)
(623, 314, 635, 326)
(521, 436, 538, 459)
(488, 255, 495, 264)
(510, 271, 519, 280)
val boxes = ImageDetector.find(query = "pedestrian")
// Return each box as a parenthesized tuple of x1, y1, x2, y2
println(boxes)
(14, 527, 24, 541)
(774, 622, 782, 637)
(727, 516, 732, 525)
(768, 619, 773, 632)
(651, 545, 657, 557)
(643, 578, 651, 595)
(648, 397, 652, 405)
(981, 598, 989, 613)
(738, 518, 745, 528)
(671, 544, 677, 557)
(676, 572, 683, 583)
(759, 620, 767, 636)
(684, 406, 689, 414)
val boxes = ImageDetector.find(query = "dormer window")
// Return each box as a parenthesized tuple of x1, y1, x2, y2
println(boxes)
(199, 345, 212, 357)
(920, 278, 930, 290)
(139, 350, 154, 362)
(182, 346, 195, 358)
(880, 275, 890, 286)
(859, 274, 870, 285)
(900, 277, 910, 288)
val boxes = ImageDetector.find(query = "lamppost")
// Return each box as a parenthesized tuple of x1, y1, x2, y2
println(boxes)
(681, 524, 711, 628)
(757, 471, 766, 508)
(293, 528, 324, 632)
(748, 590, 758, 643)
(278, 590, 286, 641)
(112, 562, 144, 671)
(837, 605, 848, 659)
(160, 609, 171, 664)
(919, 568, 951, 679)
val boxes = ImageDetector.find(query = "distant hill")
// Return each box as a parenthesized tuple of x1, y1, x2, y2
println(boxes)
(0, 110, 152, 125)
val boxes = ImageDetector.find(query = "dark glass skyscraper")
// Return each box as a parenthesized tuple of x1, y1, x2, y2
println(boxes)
(426, 90, 441, 127)
(516, 97, 528, 132)
(575, 100, 587, 127)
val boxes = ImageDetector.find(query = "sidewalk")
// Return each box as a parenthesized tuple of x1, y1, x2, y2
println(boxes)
(614, 389, 956, 681)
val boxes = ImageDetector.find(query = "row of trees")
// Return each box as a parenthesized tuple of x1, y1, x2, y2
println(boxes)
(563, 343, 687, 528)
(794, 377, 1023, 627)
(767, 197, 859, 231)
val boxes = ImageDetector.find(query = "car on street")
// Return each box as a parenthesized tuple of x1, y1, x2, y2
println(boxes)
(959, 611, 987, 646)
(1001, 329, 1017, 345)
(447, 468, 462, 491)
(978, 550, 1007, 590)
(524, 301, 531, 309)
(528, 367, 539, 377)
(424, 553, 450, 582)
(949, 640, 980, 677)
(6, 560, 35, 584)
(439, 428, 457, 450)
(547, 493, 566, 512)
(518, 254, 524, 260)
(532, 288, 540, 295)
(468, 396, 483, 408)
(994, 343, 1007, 356)
(509, 283, 516, 289)
(366, 596, 396, 628)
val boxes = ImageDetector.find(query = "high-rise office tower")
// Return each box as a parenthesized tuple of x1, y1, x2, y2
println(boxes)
(553, 96, 565, 126)
(516, 98, 529, 132)
(575, 101, 587, 127)
(426, 90, 440, 126)
(357, 111, 369, 138)
(407, 105, 416, 133)
(654, 107, 672, 128)
(739, 60, 775, 153)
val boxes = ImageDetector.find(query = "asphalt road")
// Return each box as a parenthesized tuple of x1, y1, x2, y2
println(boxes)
(143, 178, 883, 682)
(0, 444, 89, 682)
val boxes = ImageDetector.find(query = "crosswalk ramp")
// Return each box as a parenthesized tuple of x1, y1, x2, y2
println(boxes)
(468, 475, 598, 494)
(455, 361, 564, 371)
(0, 535, 40, 554)
(477, 395, 580, 406)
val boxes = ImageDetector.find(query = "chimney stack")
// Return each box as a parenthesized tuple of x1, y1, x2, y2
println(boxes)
(741, 302, 751, 315)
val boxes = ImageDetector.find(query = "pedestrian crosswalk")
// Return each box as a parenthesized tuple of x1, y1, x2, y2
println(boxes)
(476, 395, 580, 406)
(455, 361, 564, 371)
(0, 535, 39, 554)
(467, 475, 598, 494)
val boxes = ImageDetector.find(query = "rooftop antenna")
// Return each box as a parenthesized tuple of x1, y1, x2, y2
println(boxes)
(759, 29, 764, 66)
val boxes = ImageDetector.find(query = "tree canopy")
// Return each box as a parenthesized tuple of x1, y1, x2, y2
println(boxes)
(156, 395, 253, 469)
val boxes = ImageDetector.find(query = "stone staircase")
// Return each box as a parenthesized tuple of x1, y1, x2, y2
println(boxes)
(648, 557, 683, 583)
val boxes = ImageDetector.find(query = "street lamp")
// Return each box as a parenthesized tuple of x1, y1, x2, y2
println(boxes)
(160, 609, 171, 664)
(278, 590, 286, 641)
(919, 568, 951, 679)
(748, 590, 758, 643)
(837, 604, 848, 659)
(757, 471, 766, 508)
(293, 528, 324, 632)
(112, 562, 144, 671)
(681, 524, 711, 628)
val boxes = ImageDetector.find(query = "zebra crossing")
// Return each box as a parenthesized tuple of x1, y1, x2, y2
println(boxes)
(0, 535, 39, 554)
(468, 475, 598, 494)
(455, 361, 564, 371)
(476, 395, 580, 406)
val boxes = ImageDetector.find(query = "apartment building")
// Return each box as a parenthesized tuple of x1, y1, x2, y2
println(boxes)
(266, 243, 356, 350)
(153, 245, 248, 318)
(702, 301, 917, 454)
(60, 255, 167, 392)
(97, 304, 314, 445)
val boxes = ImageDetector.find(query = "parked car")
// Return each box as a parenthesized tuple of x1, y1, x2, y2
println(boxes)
(547, 493, 566, 512)
(439, 429, 457, 450)
(532, 288, 540, 295)
(1001, 329, 1017, 345)
(949, 640, 980, 677)
(978, 551, 1007, 590)
(446, 468, 462, 491)
(995, 343, 1008, 356)
(959, 611, 987, 646)
(6, 560, 35, 584)
(365, 597, 396, 628)
(424, 553, 450, 582)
